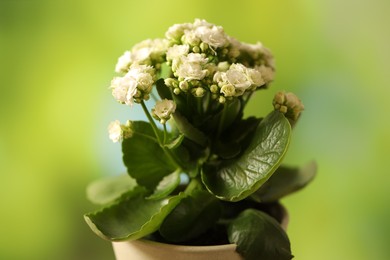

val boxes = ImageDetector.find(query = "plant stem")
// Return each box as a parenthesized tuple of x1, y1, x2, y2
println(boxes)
(141, 100, 162, 144)
(184, 178, 201, 194)
(163, 123, 168, 144)
(216, 100, 229, 138)
(141, 100, 182, 170)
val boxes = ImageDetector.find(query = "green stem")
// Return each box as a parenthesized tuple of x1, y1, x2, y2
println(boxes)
(184, 178, 201, 194)
(196, 97, 203, 115)
(141, 100, 182, 170)
(217, 100, 229, 138)
(163, 124, 168, 144)
(141, 100, 162, 144)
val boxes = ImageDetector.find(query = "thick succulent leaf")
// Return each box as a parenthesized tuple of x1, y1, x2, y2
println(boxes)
(147, 170, 181, 200)
(122, 121, 176, 190)
(228, 209, 293, 260)
(202, 111, 291, 201)
(172, 111, 208, 147)
(159, 189, 221, 242)
(251, 161, 317, 203)
(86, 174, 137, 205)
(84, 188, 185, 241)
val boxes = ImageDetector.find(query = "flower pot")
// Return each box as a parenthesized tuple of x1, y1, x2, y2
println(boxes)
(112, 205, 289, 260)
(113, 239, 242, 260)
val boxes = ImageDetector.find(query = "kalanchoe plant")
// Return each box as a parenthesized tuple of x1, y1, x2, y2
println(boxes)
(85, 19, 316, 260)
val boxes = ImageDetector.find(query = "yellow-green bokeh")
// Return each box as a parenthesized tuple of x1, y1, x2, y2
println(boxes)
(1, 0, 389, 259)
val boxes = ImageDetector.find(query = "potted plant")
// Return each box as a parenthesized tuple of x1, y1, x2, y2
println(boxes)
(84, 19, 316, 260)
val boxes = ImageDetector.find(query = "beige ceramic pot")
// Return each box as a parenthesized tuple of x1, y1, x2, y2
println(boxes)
(113, 239, 242, 260)
(112, 205, 289, 260)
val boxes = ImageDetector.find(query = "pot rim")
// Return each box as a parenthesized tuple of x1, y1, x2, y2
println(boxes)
(113, 239, 237, 252)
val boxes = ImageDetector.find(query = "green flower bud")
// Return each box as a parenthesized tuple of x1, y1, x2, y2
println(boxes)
(193, 46, 200, 53)
(200, 42, 209, 52)
(194, 87, 205, 97)
(210, 84, 219, 93)
(173, 88, 181, 95)
(179, 81, 189, 91)
(273, 91, 304, 125)
(219, 96, 226, 104)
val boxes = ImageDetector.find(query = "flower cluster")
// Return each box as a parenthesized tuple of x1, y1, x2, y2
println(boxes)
(273, 91, 304, 124)
(109, 19, 275, 113)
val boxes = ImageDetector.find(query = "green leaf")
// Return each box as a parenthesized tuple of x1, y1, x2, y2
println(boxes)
(156, 78, 172, 100)
(202, 111, 291, 201)
(228, 209, 293, 260)
(86, 174, 138, 205)
(84, 188, 185, 241)
(251, 161, 317, 203)
(172, 111, 208, 147)
(147, 170, 181, 200)
(122, 121, 176, 190)
(159, 189, 221, 242)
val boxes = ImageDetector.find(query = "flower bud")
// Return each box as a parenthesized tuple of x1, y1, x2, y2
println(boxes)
(210, 84, 219, 93)
(273, 91, 304, 125)
(192, 46, 200, 53)
(179, 81, 189, 91)
(194, 87, 205, 97)
(200, 42, 208, 52)
(219, 96, 226, 104)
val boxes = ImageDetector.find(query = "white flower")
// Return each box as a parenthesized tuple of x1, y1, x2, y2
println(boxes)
(108, 120, 123, 143)
(166, 44, 190, 61)
(152, 99, 176, 124)
(166, 23, 193, 42)
(110, 76, 138, 106)
(220, 84, 236, 97)
(247, 68, 265, 86)
(225, 63, 251, 91)
(193, 19, 214, 28)
(166, 44, 190, 70)
(115, 51, 132, 73)
(175, 53, 208, 81)
(182, 29, 201, 46)
(108, 120, 133, 143)
(195, 25, 228, 48)
(110, 64, 156, 105)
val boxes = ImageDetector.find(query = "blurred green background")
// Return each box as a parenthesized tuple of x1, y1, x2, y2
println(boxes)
(1, 0, 389, 259)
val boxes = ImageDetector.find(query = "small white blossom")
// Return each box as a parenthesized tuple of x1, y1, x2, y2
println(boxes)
(182, 29, 201, 46)
(220, 84, 236, 97)
(110, 64, 156, 105)
(115, 51, 133, 73)
(152, 99, 176, 124)
(166, 44, 190, 62)
(108, 120, 123, 143)
(195, 25, 228, 48)
(175, 53, 208, 81)
(225, 63, 252, 91)
(110, 76, 138, 106)
(165, 23, 193, 42)
(108, 120, 133, 143)
(247, 68, 265, 87)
